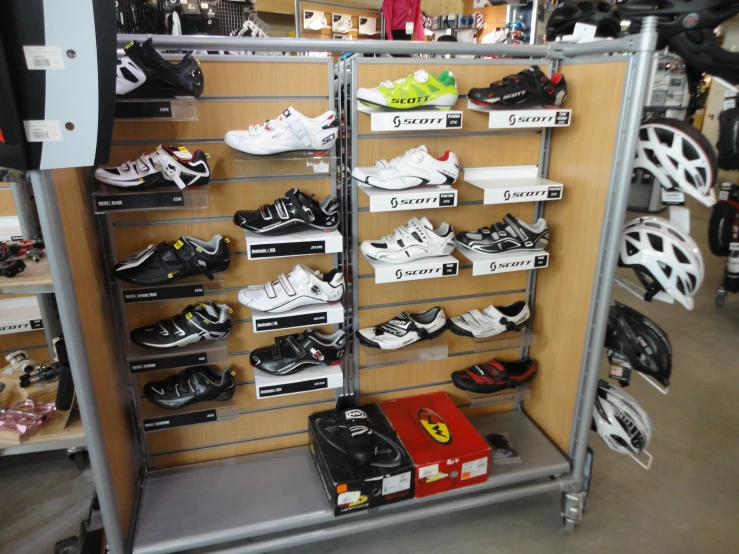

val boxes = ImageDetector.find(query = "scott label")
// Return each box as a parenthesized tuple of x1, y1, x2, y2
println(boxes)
(488, 109, 572, 129)
(488, 254, 548, 274)
(371, 111, 464, 132)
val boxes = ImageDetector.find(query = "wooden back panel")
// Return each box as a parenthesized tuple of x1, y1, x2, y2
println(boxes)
(526, 61, 629, 453)
(108, 59, 334, 469)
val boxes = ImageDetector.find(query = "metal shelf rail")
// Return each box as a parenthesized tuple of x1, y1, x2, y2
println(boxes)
(27, 19, 657, 554)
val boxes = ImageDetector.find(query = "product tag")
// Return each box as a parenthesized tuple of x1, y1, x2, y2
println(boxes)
(661, 189, 685, 206)
(201, 2, 208, 7)
(23, 46, 65, 70)
(461, 457, 488, 480)
(668, 205, 690, 234)
(337, 491, 360, 505)
(405, 22, 414, 34)
(23, 120, 63, 142)
(572, 22, 597, 40)
(719, 190, 730, 201)
(723, 99, 736, 110)
(382, 471, 411, 495)
(418, 464, 439, 479)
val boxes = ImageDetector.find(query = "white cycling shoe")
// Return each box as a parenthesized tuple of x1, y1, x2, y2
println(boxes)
(238, 264, 344, 313)
(448, 301, 530, 338)
(225, 107, 339, 155)
(357, 307, 447, 350)
(361, 217, 455, 263)
(352, 145, 459, 190)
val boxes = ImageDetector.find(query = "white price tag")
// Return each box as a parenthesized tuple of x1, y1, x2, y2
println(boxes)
(723, 99, 736, 110)
(382, 471, 411, 495)
(23, 120, 63, 142)
(661, 189, 685, 205)
(201, 2, 208, 7)
(719, 190, 730, 201)
(23, 46, 65, 70)
(461, 457, 488, 480)
(405, 22, 414, 35)
(573, 22, 597, 39)
(337, 491, 360, 505)
(668, 206, 691, 234)
(418, 464, 439, 479)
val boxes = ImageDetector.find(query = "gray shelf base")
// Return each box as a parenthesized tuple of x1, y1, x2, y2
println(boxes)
(133, 410, 569, 554)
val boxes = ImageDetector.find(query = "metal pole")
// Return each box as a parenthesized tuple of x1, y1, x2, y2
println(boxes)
(570, 17, 658, 480)
(10, 181, 37, 239)
(30, 170, 126, 554)
(294, 0, 301, 38)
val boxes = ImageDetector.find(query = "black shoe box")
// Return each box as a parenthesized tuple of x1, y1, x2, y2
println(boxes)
(308, 404, 415, 516)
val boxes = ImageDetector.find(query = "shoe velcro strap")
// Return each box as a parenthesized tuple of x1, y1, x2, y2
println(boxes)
(282, 108, 312, 148)
(285, 190, 316, 224)
(168, 238, 215, 280)
(376, 317, 422, 338)
(284, 335, 307, 358)
(265, 279, 276, 298)
(502, 214, 531, 243)
(277, 273, 296, 296)
(274, 198, 290, 220)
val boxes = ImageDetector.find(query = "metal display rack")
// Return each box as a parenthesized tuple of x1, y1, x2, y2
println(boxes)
(25, 20, 657, 554)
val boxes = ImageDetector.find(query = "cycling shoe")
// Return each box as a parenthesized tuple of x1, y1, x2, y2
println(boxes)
(131, 302, 233, 349)
(356, 307, 447, 350)
(456, 213, 549, 254)
(233, 188, 340, 236)
(238, 264, 344, 313)
(451, 358, 537, 394)
(448, 301, 530, 338)
(250, 329, 346, 375)
(143, 366, 236, 410)
(115, 235, 230, 286)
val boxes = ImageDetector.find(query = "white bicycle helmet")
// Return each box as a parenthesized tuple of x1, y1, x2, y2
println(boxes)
(592, 380, 654, 470)
(619, 216, 704, 310)
(634, 118, 718, 207)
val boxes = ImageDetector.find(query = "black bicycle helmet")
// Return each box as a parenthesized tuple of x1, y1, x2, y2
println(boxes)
(621, 0, 739, 39)
(546, 1, 622, 41)
(669, 30, 739, 86)
(605, 302, 672, 389)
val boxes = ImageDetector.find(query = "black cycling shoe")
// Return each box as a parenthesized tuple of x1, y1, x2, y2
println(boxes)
(143, 366, 236, 410)
(131, 302, 233, 349)
(249, 329, 346, 375)
(456, 213, 549, 254)
(469, 66, 567, 109)
(115, 235, 231, 286)
(336, 408, 375, 464)
(233, 188, 340, 236)
(116, 38, 204, 98)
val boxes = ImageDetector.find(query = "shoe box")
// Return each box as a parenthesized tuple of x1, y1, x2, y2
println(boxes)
(380, 392, 491, 498)
(308, 403, 415, 516)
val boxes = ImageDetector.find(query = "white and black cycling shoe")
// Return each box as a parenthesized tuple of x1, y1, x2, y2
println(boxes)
(143, 366, 236, 410)
(130, 302, 233, 349)
(234, 188, 340, 236)
(448, 301, 530, 338)
(456, 214, 549, 254)
(352, 145, 459, 190)
(225, 107, 338, 155)
(361, 217, 455, 263)
(250, 330, 346, 375)
(238, 264, 344, 313)
(357, 307, 447, 350)
(94, 145, 210, 189)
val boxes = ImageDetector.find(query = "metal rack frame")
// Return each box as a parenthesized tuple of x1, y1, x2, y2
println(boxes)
(26, 20, 657, 554)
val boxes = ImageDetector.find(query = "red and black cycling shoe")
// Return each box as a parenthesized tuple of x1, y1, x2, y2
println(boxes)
(451, 358, 537, 394)
(468, 66, 567, 109)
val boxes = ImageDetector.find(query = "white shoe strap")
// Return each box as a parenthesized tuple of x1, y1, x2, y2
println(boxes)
(151, 150, 187, 189)
(282, 108, 312, 148)
(265, 280, 276, 298)
(277, 273, 296, 296)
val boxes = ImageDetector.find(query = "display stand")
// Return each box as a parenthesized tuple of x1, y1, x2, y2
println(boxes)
(27, 25, 658, 554)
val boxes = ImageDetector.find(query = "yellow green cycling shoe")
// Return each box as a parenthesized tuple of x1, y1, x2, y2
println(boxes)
(357, 69, 458, 110)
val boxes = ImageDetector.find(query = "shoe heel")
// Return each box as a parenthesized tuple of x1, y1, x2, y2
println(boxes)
(215, 389, 235, 402)
(424, 325, 448, 341)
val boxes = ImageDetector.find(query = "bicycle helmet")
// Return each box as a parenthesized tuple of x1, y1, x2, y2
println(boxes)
(669, 29, 739, 86)
(605, 302, 672, 393)
(621, 0, 739, 39)
(619, 216, 705, 310)
(545, 1, 622, 41)
(592, 379, 654, 469)
(634, 118, 718, 207)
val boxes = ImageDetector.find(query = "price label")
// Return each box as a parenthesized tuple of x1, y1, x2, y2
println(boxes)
(23, 120, 63, 142)
(23, 46, 65, 70)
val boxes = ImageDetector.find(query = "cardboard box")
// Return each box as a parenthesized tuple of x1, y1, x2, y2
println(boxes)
(381, 392, 491, 497)
(308, 403, 415, 516)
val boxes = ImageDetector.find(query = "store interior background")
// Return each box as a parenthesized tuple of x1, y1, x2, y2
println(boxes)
(1, 2, 739, 553)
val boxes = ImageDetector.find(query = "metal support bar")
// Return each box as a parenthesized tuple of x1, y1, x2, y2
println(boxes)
(10, 181, 37, 239)
(569, 17, 658, 480)
(30, 170, 126, 554)
(36, 292, 61, 359)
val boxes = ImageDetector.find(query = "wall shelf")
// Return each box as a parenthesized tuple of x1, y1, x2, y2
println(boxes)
(0, 257, 53, 294)
(114, 98, 198, 121)
(250, 302, 344, 333)
(362, 253, 458, 284)
(466, 386, 530, 409)
(0, 296, 43, 335)
(469, 330, 536, 353)
(244, 229, 343, 260)
(456, 248, 549, 277)
(142, 399, 238, 432)
(127, 341, 229, 373)
(360, 337, 448, 368)
(232, 150, 334, 177)
(463, 166, 563, 205)
(358, 184, 457, 212)
(92, 186, 208, 214)
(121, 280, 224, 304)
(253, 364, 343, 399)
(363, 110, 464, 132)
(465, 102, 572, 129)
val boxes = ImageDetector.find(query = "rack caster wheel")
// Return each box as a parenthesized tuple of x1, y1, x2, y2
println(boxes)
(563, 518, 577, 534)
(67, 447, 89, 470)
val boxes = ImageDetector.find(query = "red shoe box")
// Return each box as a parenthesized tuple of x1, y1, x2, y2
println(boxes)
(380, 392, 491, 498)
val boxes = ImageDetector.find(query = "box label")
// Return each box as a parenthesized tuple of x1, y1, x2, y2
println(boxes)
(249, 240, 325, 259)
(129, 351, 208, 372)
(255, 311, 327, 331)
(115, 101, 173, 119)
(23, 120, 63, 142)
(259, 378, 328, 397)
(95, 191, 184, 211)
(337, 491, 360, 505)
(123, 283, 205, 303)
(23, 46, 65, 70)
(143, 408, 217, 431)
(418, 464, 439, 479)
(371, 111, 463, 132)
(461, 457, 488, 480)
(382, 471, 412, 495)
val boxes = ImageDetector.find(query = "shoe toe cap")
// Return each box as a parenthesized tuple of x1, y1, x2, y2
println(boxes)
(357, 88, 387, 106)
